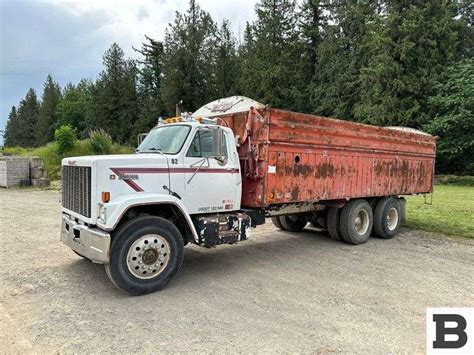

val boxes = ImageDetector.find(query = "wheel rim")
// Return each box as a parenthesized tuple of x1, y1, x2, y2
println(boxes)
(386, 207, 399, 231)
(354, 209, 370, 235)
(126, 234, 171, 279)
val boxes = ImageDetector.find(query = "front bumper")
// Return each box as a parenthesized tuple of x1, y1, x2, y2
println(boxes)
(60, 214, 111, 264)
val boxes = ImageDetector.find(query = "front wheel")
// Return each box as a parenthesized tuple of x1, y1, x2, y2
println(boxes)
(105, 216, 184, 295)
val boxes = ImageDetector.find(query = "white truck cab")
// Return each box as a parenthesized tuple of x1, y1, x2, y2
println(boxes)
(60, 117, 257, 295)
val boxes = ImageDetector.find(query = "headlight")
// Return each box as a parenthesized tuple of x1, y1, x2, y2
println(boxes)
(98, 204, 107, 223)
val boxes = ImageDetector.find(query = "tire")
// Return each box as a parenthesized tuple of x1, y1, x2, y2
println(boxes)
(279, 214, 308, 232)
(326, 207, 342, 241)
(373, 197, 402, 239)
(271, 216, 284, 230)
(340, 199, 373, 245)
(105, 216, 184, 295)
(310, 210, 327, 229)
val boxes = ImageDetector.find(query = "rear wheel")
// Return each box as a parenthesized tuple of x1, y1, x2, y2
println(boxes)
(326, 207, 342, 241)
(105, 216, 184, 295)
(271, 216, 284, 230)
(340, 199, 373, 245)
(310, 210, 327, 229)
(279, 214, 308, 232)
(373, 197, 402, 239)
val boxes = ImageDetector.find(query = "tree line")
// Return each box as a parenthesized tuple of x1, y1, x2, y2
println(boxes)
(3, 0, 473, 174)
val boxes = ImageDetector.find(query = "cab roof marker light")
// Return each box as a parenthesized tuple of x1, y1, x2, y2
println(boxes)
(156, 114, 217, 126)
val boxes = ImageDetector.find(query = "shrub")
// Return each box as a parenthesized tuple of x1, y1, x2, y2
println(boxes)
(54, 125, 77, 155)
(435, 175, 474, 187)
(89, 129, 112, 155)
(1, 146, 29, 156)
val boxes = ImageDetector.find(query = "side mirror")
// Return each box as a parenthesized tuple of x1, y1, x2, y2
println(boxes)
(212, 128, 225, 161)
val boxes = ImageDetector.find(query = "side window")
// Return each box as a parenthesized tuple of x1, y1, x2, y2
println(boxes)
(186, 129, 228, 158)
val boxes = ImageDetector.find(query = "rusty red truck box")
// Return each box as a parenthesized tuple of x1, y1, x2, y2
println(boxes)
(213, 106, 437, 208)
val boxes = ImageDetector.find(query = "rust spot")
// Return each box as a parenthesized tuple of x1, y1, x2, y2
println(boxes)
(290, 186, 300, 201)
(293, 163, 313, 176)
(314, 162, 334, 178)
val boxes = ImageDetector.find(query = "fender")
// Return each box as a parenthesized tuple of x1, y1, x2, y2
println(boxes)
(96, 193, 199, 243)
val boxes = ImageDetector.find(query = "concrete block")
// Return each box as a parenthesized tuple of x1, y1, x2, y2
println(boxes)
(31, 179, 50, 188)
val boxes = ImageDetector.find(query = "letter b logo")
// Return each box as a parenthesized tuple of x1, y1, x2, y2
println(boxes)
(427, 308, 473, 354)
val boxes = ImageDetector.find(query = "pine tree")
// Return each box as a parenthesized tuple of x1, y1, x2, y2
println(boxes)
(310, 1, 380, 119)
(14, 89, 40, 147)
(355, 1, 464, 127)
(238, 22, 260, 99)
(133, 36, 166, 140)
(89, 43, 139, 143)
(36, 75, 62, 145)
(214, 20, 240, 97)
(161, 0, 218, 114)
(239, 0, 304, 111)
(3, 106, 18, 147)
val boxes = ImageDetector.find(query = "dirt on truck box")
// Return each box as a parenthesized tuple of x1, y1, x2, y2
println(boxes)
(196, 100, 437, 208)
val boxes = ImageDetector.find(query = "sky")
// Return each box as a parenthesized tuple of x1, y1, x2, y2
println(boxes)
(0, 0, 257, 145)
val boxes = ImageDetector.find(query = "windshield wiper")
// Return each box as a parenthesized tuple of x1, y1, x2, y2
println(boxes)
(136, 147, 165, 155)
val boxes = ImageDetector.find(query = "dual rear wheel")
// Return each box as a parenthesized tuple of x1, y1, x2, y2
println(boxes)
(272, 197, 402, 245)
(327, 197, 402, 244)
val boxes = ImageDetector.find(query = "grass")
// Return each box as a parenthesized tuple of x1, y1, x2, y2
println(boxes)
(2, 140, 132, 180)
(405, 185, 474, 239)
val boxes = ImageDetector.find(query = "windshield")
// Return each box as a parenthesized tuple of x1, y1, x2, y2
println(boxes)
(136, 125, 191, 154)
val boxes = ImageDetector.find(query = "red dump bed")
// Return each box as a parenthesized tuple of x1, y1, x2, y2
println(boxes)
(216, 107, 436, 208)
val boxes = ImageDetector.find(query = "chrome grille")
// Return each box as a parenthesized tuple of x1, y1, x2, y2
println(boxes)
(62, 166, 92, 218)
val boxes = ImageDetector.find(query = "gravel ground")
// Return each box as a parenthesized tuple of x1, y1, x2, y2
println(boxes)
(1, 188, 473, 353)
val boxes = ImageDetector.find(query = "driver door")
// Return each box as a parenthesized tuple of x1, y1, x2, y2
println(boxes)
(184, 128, 238, 214)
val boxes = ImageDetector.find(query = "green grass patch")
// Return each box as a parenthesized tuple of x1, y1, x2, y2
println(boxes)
(2, 140, 133, 180)
(405, 185, 474, 239)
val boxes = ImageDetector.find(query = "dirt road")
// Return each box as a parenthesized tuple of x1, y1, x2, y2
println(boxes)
(1, 189, 473, 353)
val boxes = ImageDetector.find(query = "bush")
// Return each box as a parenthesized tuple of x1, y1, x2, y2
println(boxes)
(435, 175, 474, 187)
(89, 129, 112, 155)
(1, 146, 28, 156)
(54, 125, 77, 155)
(13, 139, 132, 180)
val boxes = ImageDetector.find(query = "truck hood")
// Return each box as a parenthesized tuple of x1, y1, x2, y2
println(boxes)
(61, 153, 173, 224)
(62, 154, 168, 166)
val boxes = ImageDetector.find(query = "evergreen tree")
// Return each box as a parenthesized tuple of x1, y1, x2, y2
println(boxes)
(161, 0, 218, 114)
(214, 20, 240, 97)
(298, 0, 331, 112)
(36, 75, 62, 145)
(355, 1, 464, 127)
(424, 58, 474, 174)
(133, 36, 166, 141)
(3, 106, 18, 147)
(240, 0, 305, 111)
(57, 80, 93, 138)
(238, 22, 260, 99)
(310, 1, 380, 119)
(89, 43, 139, 143)
(15, 89, 40, 147)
